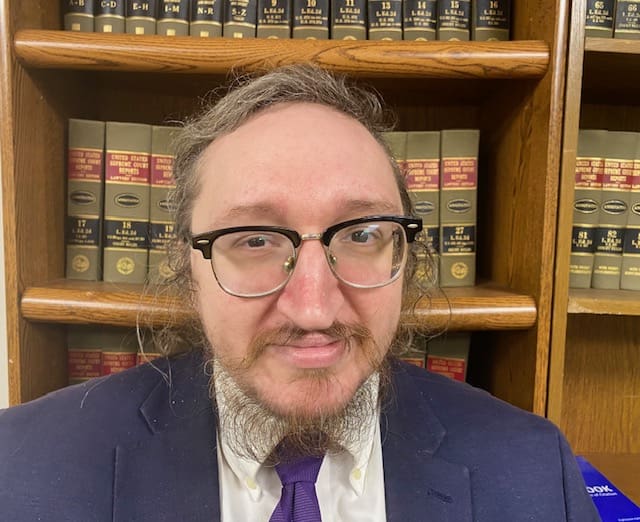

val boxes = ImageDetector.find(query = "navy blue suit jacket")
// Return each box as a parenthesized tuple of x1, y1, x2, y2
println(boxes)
(0, 351, 598, 521)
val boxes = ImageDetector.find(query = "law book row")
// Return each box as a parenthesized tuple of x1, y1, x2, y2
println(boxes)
(67, 326, 162, 384)
(585, 0, 640, 39)
(67, 324, 469, 384)
(570, 129, 640, 291)
(382, 129, 479, 288)
(66, 119, 177, 284)
(64, 0, 511, 40)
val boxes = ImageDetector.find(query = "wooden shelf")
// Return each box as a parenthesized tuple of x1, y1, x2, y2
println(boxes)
(568, 288, 640, 315)
(13, 30, 549, 79)
(21, 279, 536, 331)
(580, 453, 640, 504)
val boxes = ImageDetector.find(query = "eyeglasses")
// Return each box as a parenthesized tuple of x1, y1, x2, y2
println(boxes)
(191, 215, 423, 298)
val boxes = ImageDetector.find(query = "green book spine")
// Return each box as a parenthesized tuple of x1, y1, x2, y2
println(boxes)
(100, 328, 139, 375)
(426, 332, 470, 382)
(67, 326, 104, 385)
(614, 0, 640, 39)
(592, 131, 635, 289)
(382, 131, 407, 170)
(66, 119, 105, 281)
(437, 0, 470, 40)
(223, 0, 258, 38)
(190, 0, 223, 36)
(157, 0, 190, 35)
(103, 122, 151, 284)
(292, 0, 330, 39)
(569, 129, 606, 289)
(126, 0, 158, 35)
(331, 0, 367, 39)
(64, 0, 95, 31)
(149, 126, 178, 283)
(257, 0, 292, 38)
(621, 132, 640, 290)
(406, 131, 440, 263)
(368, 0, 402, 40)
(96, 0, 126, 32)
(471, 0, 510, 41)
(585, 0, 615, 38)
(403, 0, 437, 40)
(439, 129, 479, 287)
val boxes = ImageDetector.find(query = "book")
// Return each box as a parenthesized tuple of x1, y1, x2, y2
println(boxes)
(64, 0, 95, 32)
(368, 0, 403, 40)
(190, 0, 224, 36)
(157, 0, 190, 35)
(439, 129, 479, 287)
(620, 132, 640, 290)
(399, 334, 427, 368)
(614, 0, 640, 39)
(125, 0, 158, 34)
(257, 0, 292, 38)
(101, 328, 139, 375)
(576, 456, 640, 522)
(331, 0, 367, 39)
(223, 0, 258, 37)
(148, 125, 178, 283)
(569, 129, 606, 289)
(592, 131, 635, 289)
(471, 0, 510, 41)
(426, 333, 470, 382)
(103, 122, 152, 284)
(585, 0, 615, 38)
(403, 0, 437, 40)
(95, 0, 126, 32)
(437, 0, 471, 40)
(67, 326, 104, 385)
(382, 131, 407, 170)
(406, 131, 440, 262)
(292, 0, 330, 39)
(66, 119, 105, 281)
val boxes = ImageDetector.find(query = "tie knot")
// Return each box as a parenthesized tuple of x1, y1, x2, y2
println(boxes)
(275, 454, 323, 486)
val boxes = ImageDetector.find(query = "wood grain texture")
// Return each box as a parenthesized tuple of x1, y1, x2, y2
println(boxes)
(547, 0, 586, 424)
(21, 279, 537, 331)
(13, 30, 550, 79)
(561, 316, 640, 455)
(568, 289, 640, 315)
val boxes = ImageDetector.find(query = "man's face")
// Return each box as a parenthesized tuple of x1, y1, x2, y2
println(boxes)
(190, 102, 404, 419)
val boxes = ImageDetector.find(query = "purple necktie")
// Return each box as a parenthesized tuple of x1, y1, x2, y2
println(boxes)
(269, 454, 324, 522)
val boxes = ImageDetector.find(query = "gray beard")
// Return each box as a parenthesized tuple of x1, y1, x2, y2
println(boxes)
(211, 357, 384, 464)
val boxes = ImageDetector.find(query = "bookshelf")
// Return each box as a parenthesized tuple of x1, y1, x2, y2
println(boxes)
(549, 0, 640, 496)
(1, 0, 564, 425)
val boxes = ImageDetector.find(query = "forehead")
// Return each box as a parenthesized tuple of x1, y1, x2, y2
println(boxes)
(191, 102, 402, 231)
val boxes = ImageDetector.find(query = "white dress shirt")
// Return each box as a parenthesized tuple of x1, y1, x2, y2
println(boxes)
(215, 381, 387, 521)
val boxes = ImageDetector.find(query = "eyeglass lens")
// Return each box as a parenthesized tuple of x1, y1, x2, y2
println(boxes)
(209, 221, 408, 297)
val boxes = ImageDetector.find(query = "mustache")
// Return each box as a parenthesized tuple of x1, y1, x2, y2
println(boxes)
(237, 322, 375, 371)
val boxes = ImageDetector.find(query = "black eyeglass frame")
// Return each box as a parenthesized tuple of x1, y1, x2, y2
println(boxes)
(191, 215, 423, 259)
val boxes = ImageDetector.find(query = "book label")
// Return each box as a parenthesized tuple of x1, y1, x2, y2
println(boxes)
(368, 0, 402, 40)
(586, 0, 615, 35)
(437, 0, 471, 40)
(102, 351, 137, 375)
(68, 349, 102, 383)
(403, 0, 437, 40)
(473, 0, 510, 40)
(615, 0, 640, 37)
(331, 0, 366, 39)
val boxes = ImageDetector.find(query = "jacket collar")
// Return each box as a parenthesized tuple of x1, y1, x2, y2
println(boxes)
(113, 353, 472, 521)
(381, 361, 472, 521)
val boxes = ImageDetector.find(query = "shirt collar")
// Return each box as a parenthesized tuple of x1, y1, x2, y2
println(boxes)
(215, 369, 380, 499)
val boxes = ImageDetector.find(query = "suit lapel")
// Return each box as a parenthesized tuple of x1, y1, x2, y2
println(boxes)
(382, 362, 473, 522)
(112, 352, 220, 522)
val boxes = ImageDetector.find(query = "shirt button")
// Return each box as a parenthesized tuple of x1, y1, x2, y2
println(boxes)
(351, 468, 362, 481)
(245, 477, 258, 490)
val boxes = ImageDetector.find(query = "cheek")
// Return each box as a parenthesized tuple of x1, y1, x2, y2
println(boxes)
(352, 284, 403, 350)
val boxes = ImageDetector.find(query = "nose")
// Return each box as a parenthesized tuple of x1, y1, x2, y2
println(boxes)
(276, 239, 345, 331)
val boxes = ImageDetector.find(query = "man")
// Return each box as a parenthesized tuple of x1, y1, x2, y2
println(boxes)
(0, 65, 598, 521)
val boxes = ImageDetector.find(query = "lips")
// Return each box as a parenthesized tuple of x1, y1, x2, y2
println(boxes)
(269, 334, 346, 369)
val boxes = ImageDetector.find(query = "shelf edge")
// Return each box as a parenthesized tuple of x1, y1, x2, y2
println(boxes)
(14, 29, 549, 79)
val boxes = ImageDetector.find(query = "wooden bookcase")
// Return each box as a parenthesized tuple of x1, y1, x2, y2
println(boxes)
(549, 0, 640, 503)
(1, 1, 563, 422)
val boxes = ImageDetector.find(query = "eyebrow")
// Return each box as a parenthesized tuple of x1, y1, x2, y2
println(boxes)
(218, 199, 402, 227)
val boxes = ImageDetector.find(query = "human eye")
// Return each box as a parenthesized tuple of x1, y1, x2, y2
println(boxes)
(341, 224, 385, 247)
(233, 232, 281, 251)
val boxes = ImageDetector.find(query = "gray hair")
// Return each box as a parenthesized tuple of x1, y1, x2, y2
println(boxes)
(147, 65, 437, 357)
